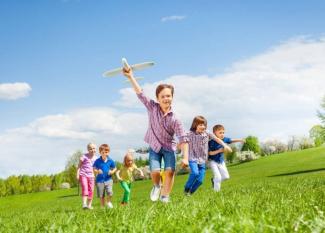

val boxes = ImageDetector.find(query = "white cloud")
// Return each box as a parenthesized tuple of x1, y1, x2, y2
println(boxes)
(161, 15, 186, 22)
(1, 36, 325, 177)
(0, 82, 32, 100)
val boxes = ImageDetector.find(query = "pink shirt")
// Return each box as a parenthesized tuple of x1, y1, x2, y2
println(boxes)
(137, 92, 188, 153)
(79, 154, 96, 178)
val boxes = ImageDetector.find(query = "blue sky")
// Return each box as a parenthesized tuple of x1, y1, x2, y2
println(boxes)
(1, 0, 325, 177)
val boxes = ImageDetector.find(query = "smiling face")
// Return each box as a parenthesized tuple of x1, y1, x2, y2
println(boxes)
(196, 123, 206, 134)
(157, 87, 173, 112)
(214, 129, 225, 140)
(87, 143, 96, 156)
(124, 154, 134, 167)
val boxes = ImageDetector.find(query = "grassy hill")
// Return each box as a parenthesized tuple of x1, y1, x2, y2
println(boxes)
(0, 147, 324, 233)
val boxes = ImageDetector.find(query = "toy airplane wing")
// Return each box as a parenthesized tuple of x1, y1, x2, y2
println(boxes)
(102, 58, 154, 78)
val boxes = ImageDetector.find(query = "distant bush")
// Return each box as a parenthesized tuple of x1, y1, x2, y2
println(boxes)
(236, 151, 259, 162)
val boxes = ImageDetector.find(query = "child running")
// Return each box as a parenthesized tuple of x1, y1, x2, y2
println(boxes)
(93, 144, 117, 208)
(76, 143, 97, 209)
(123, 67, 189, 203)
(208, 124, 245, 192)
(116, 151, 144, 205)
(184, 116, 232, 195)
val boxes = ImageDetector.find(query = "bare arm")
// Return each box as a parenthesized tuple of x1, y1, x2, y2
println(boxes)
(123, 67, 142, 94)
(109, 167, 117, 175)
(180, 142, 189, 168)
(231, 138, 246, 143)
(135, 168, 144, 177)
(76, 160, 82, 179)
(116, 170, 122, 181)
(210, 134, 232, 153)
(208, 148, 224, 156)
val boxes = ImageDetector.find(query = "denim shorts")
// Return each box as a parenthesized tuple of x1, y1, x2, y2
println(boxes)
(149, 147, 176, 171)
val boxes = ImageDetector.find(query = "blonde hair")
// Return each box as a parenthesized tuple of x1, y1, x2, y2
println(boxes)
(123, 153, 134, 167)
(87, 143, 96, 150)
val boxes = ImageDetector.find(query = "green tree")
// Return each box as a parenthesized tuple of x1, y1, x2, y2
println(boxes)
(5, 176, 21, 195)
(242, 136, 261, 155)
(64, 150, 83, 188)
(0, 179, 7, 197)
(51, 173, 64, 190)
(309, 125, 325, 147)
(20, 175, 33, 194)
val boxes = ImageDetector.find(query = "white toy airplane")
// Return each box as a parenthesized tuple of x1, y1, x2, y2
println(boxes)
(102, 58, 154, 81)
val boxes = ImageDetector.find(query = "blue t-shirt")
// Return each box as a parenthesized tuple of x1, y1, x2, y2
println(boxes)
(208, 137, 232, 163)
(93, 156, 116, 183)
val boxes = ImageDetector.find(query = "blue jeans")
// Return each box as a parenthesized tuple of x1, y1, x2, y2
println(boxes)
(149, 148, 176, 171)
(184, 161, 206, 194)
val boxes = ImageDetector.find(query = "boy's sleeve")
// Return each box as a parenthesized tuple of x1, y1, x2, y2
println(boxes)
(136, 91, 155, 111)
(93, 160, 98, 169)
(224, 137, 232, 144)
(174, 119, 188, 144)
(111, 160, 116, 169)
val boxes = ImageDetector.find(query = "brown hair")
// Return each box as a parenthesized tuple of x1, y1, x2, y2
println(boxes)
(213, 124, 224, 133)
(155, 84, 174, 98)
(190, 116, 207, 132)
(99, 144, 110, 152)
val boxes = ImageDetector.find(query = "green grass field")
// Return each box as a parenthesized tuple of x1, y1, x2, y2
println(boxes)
(1, 147, 325, 233)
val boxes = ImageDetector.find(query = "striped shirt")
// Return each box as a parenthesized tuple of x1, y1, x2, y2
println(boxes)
(79, 154, 97, 178)
(137, 91, 188, 153)
(187, 131, 217, 164)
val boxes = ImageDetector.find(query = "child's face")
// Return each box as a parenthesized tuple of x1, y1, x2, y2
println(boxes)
(126, 157, 133, 167)
(88, 145, 96, 155)
(157, 88, 173, 110)
(214, 129, 225, 139)
(196, 123, 206, 133)
(100, 149, 109, 158)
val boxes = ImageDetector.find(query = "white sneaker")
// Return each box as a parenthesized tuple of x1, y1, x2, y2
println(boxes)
(150, 185, 161, 201)
(106, 202, 113, 208)
(160, 195, 170, 203)
(87, 206, 93, 210)
(82, 203, 88, 209)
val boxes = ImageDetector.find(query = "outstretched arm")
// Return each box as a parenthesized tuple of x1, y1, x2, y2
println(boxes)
(116, 170, 122, 181)
(123, 67, 142, 94)
(135, 167, 144, 178)
(231, 138, 246, 143)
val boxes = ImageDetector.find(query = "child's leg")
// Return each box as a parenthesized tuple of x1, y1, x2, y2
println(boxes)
(218, 162, 230, 181)
(120, 181, 131, 203)
(105, 180, 114, 206)
(80, 176, 89, 206)
(160, 149, 176, 197)
(87, 177, 95, 207)
(149, 148, 163, 187)
(96, 182, 105, 207)
(184, 161, 199, 192)
(210, 161, 222, 191)
(189, 163, 206, 194)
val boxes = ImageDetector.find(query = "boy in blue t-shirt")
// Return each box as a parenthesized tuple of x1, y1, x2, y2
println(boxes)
(208, 124, 245, 191)
(93, 144, 117, 208)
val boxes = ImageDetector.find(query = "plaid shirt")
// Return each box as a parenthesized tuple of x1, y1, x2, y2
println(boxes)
(187, 131, 217, 164)
(137, 91, 188, 153)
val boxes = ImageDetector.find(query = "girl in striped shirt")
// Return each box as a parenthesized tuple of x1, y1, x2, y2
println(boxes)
(184, 116, 231, 195)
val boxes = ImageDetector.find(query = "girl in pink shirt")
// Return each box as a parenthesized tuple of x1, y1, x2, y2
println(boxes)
(77, 143, 97, 209)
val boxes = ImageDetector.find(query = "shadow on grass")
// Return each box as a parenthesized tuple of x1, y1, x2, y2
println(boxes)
(58, 194, 79, 198)
(268, 168, 325, 177)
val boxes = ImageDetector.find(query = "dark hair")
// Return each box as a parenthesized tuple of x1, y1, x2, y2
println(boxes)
(155, 84, 174, 98)
(213, 124, 224, 133)
(99, 144, 110, 152)
(190, 116, 207, 132)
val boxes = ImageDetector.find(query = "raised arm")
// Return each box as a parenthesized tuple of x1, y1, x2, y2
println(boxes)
(123, 67, 142, 94)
